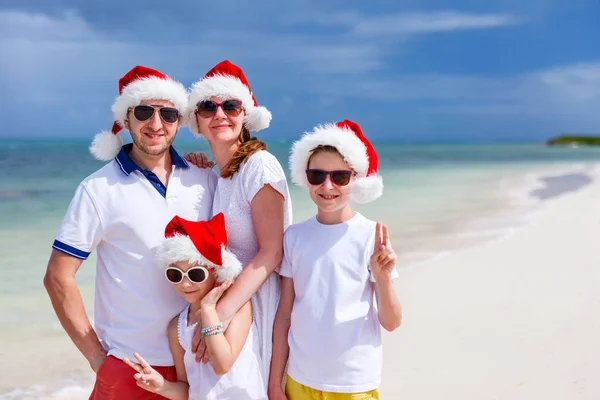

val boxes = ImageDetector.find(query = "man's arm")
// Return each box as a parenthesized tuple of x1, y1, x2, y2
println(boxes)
(43, 249, 106, 371)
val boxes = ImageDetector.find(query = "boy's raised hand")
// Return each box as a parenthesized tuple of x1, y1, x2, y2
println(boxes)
(123, 352, 165, 394)
(370, 222, 397, 282)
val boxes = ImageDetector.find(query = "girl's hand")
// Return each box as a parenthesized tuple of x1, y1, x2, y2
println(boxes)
(369, 222, 397, 283)
(192, 279, 233, 364)
(201, 279, 233, 310)
(123, 352, 165, 394)
(184, 152, 214, 169)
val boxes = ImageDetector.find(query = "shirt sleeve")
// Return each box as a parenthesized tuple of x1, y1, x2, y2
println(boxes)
(53, 183, 104, 260)
(242, 151, 289, 204)
(277, 228, 293, 277)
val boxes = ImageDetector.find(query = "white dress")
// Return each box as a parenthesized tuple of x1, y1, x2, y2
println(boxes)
(212, 150, 293, 385)
(178, 305, 267, 399)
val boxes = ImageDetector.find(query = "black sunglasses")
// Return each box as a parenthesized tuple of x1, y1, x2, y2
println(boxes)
(165, 266, 213, 284)
(131, 105, 180, 124)
(306, 169, 355, 186)
(195, 99, 244, 118)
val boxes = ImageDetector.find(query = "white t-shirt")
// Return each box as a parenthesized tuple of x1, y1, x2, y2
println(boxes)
(212, 150, 293, 382)
(54, 146, 217, 365)
(279, 212, 398, 393)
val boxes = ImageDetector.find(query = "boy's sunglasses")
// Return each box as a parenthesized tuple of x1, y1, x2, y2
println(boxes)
(131, 105, 180, 124)
(195, 99, 244, 118)
(306, 169, 355, 186)
(165, 266, 213, 284)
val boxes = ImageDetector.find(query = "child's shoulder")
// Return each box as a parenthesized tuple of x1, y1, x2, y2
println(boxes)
(285, 216, 317, 237)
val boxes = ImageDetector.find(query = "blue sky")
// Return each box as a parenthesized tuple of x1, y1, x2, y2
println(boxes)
(0, 0, 599, 142)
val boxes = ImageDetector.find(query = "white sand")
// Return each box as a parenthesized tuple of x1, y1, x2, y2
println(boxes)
(382, 166, 600, 399)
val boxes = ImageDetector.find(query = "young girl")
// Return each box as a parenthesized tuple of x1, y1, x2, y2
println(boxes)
(124, 213, 267, 400)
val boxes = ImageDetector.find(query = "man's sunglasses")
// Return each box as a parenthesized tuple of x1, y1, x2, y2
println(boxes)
(165, 266, 213, 284)
(195, 100, 244, 118)
(131, 105, 180, 124)
(305, 169, 355, 186)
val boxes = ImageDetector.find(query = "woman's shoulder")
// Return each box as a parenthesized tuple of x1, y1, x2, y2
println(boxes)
(245, 150, 281, 167)
(242, 150, 285, 176)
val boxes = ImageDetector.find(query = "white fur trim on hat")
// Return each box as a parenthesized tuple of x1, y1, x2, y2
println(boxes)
(186, 74, 271, 136)
(89, 130, 123, 161)
(111, 76, 188, 129)
(349, 175, 384, 204)
(156, 234, 243, 283)
(290, 123, 369, 187)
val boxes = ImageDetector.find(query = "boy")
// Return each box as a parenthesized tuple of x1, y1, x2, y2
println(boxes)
(269, 120, 402, 399)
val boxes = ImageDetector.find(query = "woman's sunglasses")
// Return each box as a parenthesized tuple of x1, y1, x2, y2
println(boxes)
(165, 266, 213, 284)
(195, 100, 244, 118)
(305, 169, 355, 186)
(131, 105, 180, 124)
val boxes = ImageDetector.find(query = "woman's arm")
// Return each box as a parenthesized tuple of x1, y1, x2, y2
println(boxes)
(201, 280, 253, 375)
(268, 276, 295, 397)
(216, 184, 284, 322)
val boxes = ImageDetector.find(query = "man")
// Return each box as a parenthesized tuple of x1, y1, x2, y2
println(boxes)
(43, 66, 217, 398)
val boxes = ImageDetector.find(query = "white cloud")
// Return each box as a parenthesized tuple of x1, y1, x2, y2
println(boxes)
(283, 10, 522, 36)
(0, 10, 94, 40)
(354, 12, 522, 35)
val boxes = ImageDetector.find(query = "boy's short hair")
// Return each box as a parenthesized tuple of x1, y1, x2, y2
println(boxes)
(306, 145, 344, 168)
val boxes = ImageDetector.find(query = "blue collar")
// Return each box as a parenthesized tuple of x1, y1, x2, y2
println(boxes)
(115, 143, 189, 176)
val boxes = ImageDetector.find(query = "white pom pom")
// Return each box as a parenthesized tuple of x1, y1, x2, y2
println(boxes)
(89, 130, 123, 161)
(244, 106, 272, 132)
(349, 175, 384, 204)
(214, 249, 243, 282)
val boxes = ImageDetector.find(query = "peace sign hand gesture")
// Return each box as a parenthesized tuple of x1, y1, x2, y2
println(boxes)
(370, 222, 397, 283)
(123, 352, 165, 394)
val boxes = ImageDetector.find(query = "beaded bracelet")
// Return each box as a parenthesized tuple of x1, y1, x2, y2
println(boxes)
(202, 330, 222, 338)
(201, 323, 223, 337)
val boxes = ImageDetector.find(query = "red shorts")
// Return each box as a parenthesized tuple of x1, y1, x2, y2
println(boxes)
(89, 355, 177, 399)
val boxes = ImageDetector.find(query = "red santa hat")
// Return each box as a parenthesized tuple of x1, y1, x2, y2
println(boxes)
(156, 213, 242, 282)
(90, 65, 188, 161)
(289, 119, 383, 204)
(187, 60, 272, 136)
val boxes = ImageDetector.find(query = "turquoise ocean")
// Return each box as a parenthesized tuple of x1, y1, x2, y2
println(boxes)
(1, 138, 599, 398)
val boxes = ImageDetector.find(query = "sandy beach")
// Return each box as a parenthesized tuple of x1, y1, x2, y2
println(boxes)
(383, 166, 600, 399)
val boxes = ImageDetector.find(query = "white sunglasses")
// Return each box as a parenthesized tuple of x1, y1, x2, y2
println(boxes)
(165, 266, 213, 284)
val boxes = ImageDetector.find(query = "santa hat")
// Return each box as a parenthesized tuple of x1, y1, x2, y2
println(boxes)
(289, 119, 383, 204)
(156, 213, 242, 283)
(187, 60, 272, 136)
(90, 65, 188, 161)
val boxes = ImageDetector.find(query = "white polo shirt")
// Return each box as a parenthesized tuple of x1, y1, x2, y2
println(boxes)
(279, 213, 398, 393)
(53, 144, 217, 366)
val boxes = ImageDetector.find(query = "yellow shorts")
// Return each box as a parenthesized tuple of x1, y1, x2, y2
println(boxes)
(285, 375, 380, 400)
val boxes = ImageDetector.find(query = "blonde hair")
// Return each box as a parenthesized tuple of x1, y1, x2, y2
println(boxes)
(220, 127, 267, 179)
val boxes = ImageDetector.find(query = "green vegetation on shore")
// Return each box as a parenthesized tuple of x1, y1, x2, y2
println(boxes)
(546, 135, 600, 146)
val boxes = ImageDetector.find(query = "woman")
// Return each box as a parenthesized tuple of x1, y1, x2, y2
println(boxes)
(185, 60, 292, 387)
